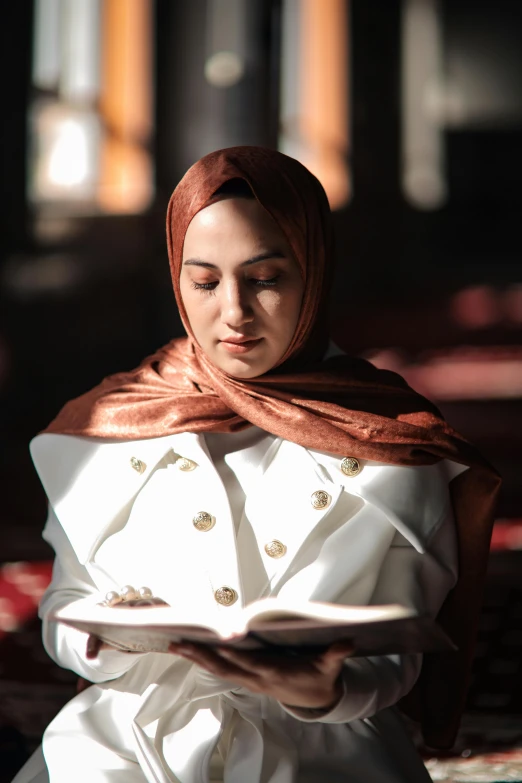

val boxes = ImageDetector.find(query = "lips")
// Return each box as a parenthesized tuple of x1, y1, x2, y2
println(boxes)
(220, 336, 259, 345)
(219, 336, 263, 354)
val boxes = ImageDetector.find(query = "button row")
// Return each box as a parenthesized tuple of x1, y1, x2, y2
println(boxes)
(129, 455, 362, 477)
(127, 454, 361, 613)
(193, 510, 288, 561)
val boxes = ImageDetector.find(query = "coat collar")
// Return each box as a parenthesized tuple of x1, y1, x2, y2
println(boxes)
(31, 432, 200, 564)
(31, 431, 465, 570)
(30, 432, 341, 571)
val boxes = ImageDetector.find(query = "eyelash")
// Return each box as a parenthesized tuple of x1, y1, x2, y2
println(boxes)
(190, 277, 280, 292)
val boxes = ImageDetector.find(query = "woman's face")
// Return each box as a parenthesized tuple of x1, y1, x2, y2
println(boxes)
(180, 197, 304, 379)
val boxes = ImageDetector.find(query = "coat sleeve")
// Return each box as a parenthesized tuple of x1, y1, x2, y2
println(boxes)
(39, 505, 146, 682)
(282, 483, 458, 724)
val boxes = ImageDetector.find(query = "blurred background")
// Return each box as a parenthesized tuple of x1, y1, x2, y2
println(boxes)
(1, 1, 521, 780)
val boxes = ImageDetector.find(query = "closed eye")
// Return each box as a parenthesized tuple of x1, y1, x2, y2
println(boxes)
(191, 281, 217, 291)
(191, 276, 280, 292)
(252, 276, 279, 287)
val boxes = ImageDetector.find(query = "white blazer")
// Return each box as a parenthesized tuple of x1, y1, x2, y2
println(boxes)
(15, 430, 462, 783)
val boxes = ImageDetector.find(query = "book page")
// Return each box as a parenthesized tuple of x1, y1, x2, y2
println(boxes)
(242, 598, 416, 628)
(51, 598, 454, 655)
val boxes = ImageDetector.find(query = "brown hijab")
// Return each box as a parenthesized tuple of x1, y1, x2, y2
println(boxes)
(44, 146, 500, 748)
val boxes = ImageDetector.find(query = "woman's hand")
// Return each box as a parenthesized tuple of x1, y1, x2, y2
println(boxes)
(86, 596, 169, 659)
(86, 634, 117, 659)
(168, 640, 353, 710)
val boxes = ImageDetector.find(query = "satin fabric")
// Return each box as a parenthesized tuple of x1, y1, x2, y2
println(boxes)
(39, 648, 431, 783)
(41, 146, 500, 747)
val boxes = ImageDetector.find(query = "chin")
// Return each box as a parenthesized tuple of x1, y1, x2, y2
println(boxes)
(221, 361, 266, 379)
(203, 342, 286, 379)
(211, 354, 270, 379)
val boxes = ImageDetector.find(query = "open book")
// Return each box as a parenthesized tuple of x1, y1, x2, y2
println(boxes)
(52, 597, 456, 656)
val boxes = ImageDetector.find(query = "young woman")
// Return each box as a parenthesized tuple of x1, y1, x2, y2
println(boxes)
(14, 147, 499, 783)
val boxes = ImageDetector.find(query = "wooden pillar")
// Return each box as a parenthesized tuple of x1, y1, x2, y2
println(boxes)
(300, 0, 351, 208)
(98, 0, 154, 213)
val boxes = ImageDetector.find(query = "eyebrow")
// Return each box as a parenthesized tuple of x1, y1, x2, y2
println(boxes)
(183, 251, 286, 269)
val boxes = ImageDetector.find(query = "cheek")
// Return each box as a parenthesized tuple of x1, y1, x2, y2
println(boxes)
(258, 287, 303, 326)
(273, 291, 303, 333)
(178, 277, 191, 315)
(180, 285, 208, 336)
(257, 289, 282, 316)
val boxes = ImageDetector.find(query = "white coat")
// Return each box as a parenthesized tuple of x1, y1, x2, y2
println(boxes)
(13, 428, 463, 783)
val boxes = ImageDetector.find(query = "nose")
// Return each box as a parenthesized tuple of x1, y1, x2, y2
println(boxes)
(220, 279, 254, 328)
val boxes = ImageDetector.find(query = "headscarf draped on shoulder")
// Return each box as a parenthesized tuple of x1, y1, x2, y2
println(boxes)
(44, 146, 500, 749)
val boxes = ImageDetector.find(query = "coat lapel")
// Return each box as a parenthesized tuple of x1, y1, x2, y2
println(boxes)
(307, 449, 468, 553)
(31, 433, 183, 564)
(243, 439, 344, 592)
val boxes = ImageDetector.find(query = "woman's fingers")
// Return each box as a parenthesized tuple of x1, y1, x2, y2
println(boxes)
(216, 641, 353, 673)
(86, 634, 102, 659)
(170, 641, 353, 676)
(214, 646, 307, 675)
(168, 640, 354, 708)
(316, 640, 354, 674)
(86, 634, 122, 659)
(215, 646, 280, 673)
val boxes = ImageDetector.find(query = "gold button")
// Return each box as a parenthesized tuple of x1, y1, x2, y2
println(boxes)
(193, 511, 215, 532)
(264, 540, 287, 558)
(130, 457, 146, 474)
(214, 586, 238, 606)
(340, 457, 361, 477)
(311, 490, 331, 510)
(176, 457, 197, 472)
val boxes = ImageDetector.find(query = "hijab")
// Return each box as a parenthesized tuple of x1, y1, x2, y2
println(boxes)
(43, 146, 500, 748)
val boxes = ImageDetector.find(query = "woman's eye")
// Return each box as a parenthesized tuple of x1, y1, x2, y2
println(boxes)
(252, 276, 279, 287)
(191, 276, 279, 292)
(191, 281, 217, 291)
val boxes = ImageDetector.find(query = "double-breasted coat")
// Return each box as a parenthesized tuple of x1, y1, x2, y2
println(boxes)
(14, 427, 464, 783)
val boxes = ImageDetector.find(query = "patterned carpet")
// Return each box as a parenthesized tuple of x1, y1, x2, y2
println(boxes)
(1, 561, 521, 783)
(420, 713, 522, 782)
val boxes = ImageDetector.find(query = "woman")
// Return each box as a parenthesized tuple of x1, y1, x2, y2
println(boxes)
(14, 147, 499, 783)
